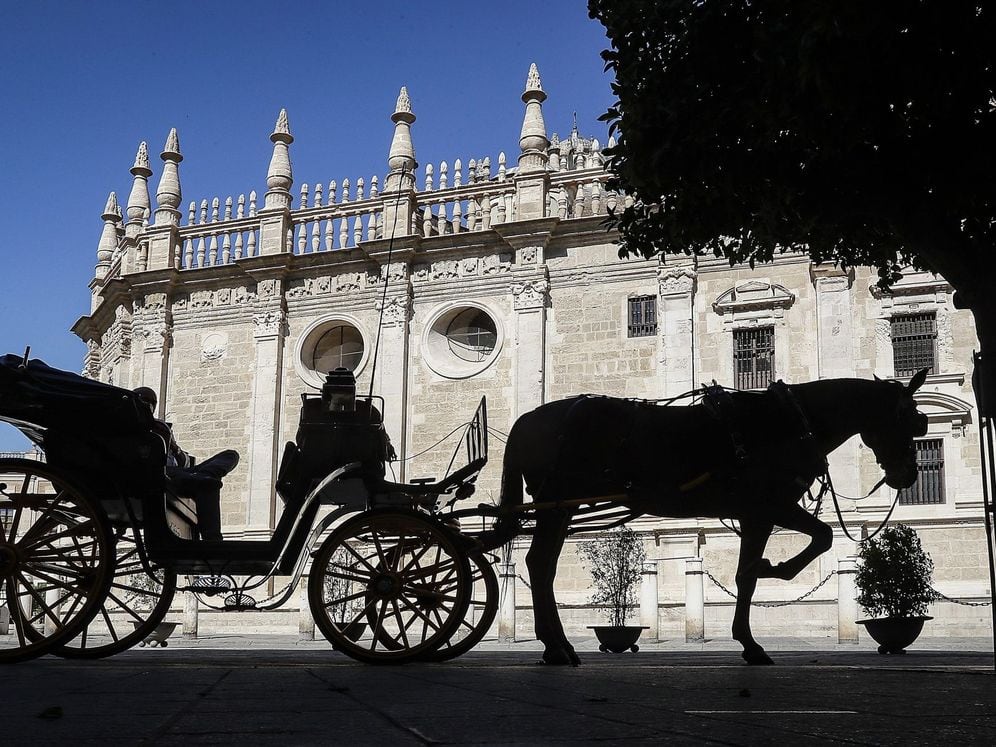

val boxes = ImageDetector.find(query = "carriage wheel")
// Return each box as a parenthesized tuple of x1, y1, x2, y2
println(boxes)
(53, 523, 177, 659)
(423, 551, 498, 662)
(0, 459, 113, 663)
(308, 509, 471, 664)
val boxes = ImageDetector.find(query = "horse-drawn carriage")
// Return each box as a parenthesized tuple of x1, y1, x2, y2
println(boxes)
(1, 347, 931, 667)
(0, 351, 494, 664)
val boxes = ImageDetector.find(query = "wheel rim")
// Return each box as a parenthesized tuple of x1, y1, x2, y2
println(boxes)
(54, 523, 177, 659)
(309, 510, 470, 663)
(0, 459, 112, 663)
(424, 551, 498, 661)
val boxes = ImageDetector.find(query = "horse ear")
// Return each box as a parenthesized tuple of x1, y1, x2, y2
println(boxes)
(907, 368, 929, 394)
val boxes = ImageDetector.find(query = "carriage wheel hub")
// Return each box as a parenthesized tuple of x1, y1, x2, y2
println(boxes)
(370, 573, 401, 598)
(0, 543, 19, 576)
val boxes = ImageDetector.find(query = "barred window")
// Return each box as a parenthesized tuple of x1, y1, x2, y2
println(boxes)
(898, 438, 945, 505)
(892, 313, 937, 378)
(627, 296, 657, 338)
(734, 327, 775, 390)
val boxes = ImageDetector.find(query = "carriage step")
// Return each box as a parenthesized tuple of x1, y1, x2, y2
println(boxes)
(186, 576, 234, 596)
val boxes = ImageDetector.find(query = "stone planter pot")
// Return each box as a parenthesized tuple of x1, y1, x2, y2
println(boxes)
(857, 616, 931, 654)
(588, 625, 648, 653)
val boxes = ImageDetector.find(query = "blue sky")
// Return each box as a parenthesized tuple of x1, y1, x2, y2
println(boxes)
(0, 1, 614, 450)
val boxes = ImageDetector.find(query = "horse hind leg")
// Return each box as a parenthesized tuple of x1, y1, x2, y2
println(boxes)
(526, 509, 579, 666)
(732, 519, 776, 665)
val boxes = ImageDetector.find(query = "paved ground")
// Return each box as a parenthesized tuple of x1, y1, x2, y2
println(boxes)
(6, 635, 995, 745)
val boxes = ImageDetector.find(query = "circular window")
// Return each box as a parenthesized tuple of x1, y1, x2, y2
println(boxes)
(422, 303, 504, 379)
(294, 316, 369, 389)
(445, 309, 497, 363)
(313, 324, 364, 372)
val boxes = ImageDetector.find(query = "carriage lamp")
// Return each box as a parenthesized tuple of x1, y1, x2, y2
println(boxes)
(323, 367, 356, 412)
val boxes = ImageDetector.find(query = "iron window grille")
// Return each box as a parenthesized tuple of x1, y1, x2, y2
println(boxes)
(891, 312, 937, 378)
(627, 296, 657, 338)
(733, 326, 775, 390)
(898, 438, 945, 505)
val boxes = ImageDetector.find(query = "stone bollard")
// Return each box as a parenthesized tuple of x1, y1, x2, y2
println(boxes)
(640, 561, 660, 641)
(837, 556, 859, 644)
(44, 586, 61, 638)
(298, 577, 315, 641)
(498, 563, 516, 643)
(183, 581, 199, 639)
(685, 557, 705, 642)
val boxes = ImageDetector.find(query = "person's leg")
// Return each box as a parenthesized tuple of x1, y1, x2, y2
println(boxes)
(193, 486, 224, 541)
(193, 450, 239, 480)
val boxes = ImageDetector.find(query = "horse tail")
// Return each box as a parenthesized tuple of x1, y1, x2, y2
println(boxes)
(477, 434, 525, 551)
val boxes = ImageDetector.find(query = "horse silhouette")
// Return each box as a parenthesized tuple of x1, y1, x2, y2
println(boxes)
(480, 370, 929, 665)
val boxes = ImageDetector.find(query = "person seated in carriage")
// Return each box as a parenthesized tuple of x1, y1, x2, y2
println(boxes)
(133, 386, 239, 542)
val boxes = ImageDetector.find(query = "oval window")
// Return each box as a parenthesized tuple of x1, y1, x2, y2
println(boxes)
(312, 324, 364, 373)
(445, 309, 498, 363)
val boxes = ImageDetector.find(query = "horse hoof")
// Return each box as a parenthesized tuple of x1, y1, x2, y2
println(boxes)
(742, 649, 775, 666)
(541, 648, 574, 666)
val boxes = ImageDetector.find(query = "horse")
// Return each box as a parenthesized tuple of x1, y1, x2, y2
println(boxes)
(479, 370, 929, 665)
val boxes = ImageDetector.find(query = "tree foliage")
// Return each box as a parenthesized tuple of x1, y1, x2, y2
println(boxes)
(589, 1, 996, 293)
(855, 524, 938, 618)
(579, 526, 647, 626)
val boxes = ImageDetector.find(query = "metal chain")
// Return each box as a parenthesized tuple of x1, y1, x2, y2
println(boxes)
(930, 586, 992, 607)
(704, 569, 838, 608)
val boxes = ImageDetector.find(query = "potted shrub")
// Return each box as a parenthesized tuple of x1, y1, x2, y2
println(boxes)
(579, 526, 648, 653)
(855, 523, 939, 654)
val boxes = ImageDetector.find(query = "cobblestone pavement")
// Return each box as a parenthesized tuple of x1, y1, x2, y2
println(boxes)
(5, 637, 994, 745)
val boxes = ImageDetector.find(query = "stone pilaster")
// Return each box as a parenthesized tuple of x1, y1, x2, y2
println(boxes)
(812, 265, 860, 500)
(510, 275, 549, 419)
(372, 280, 412, 477)
(246, 282, 286, 531)
(133, 292, 172, 416)
(657, 265, 697, 397)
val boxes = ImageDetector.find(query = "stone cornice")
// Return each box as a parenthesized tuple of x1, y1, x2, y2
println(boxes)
(493, 217, 560, 249)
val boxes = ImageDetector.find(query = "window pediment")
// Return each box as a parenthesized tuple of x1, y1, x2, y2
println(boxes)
(712, 280, 795, 316)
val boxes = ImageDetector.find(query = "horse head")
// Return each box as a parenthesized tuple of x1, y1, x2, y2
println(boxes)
(860, 368, 930, 489)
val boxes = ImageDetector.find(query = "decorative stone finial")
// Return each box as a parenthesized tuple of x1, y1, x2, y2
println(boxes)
(519, 63, 549, 173)
(386, 86, 417, 192)
(525, 62, 544, 96)
(96, 192, 121, 278)
(264, 109, 294, 209)
(154, 128, 183, 224)
(126, 141, 152, 224)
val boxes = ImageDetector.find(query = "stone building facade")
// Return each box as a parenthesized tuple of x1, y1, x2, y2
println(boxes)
(74, 65, 992, 640)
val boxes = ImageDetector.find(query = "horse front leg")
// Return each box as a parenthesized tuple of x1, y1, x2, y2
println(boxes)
(526, 510, 578, 666)
(756, 503, 833, 581)
(733, 519, 775, 665)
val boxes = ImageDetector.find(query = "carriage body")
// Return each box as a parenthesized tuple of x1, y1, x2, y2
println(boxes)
(0, 354, 493, 664)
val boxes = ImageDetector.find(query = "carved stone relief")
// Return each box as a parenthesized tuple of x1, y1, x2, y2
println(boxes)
(511, 278, 549, 311)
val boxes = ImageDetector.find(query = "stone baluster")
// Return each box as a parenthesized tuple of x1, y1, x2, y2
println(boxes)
(425, 163, 434, 191)
(451, 199, 462, 233)
(314, 182, 323, 208)
(356, 177, 364, 201)
(224, 196, 233, 221)
(237, 194, 246, 219)
(468, 158, 477, 185)
(187, 201, 196, 225)
(439, 161, 448, 190)
(436, 199, 447, 235)
(208, 233, 218, 265)
(353, 214, 363, 245)
(467, 195, 478, 232)
(590, 179, 601, 214)
(234, 231, 244, 260)
(195, 236, 206, 268)
(199, 199, 208, 224)
(246, 227, 257, 256)
(323, 218, 334, 251)
(338, 216, 348, 248)
(366, 211, 377, 241)
(211, 197, 220, 222)
(422, 205, 433, 237)
(183, 237, 193, 268)
(342, 178, 350, 203)
(222, 231, 232, 264)
(328, 180, 337, 204)
(311, 219, 321, 252)
(454, 158, 462, 187)
(370, 175, 379, 199)
(299, 183, 309, 209)
(573, 183, 585, 217)
(297, 222, 307, 254)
